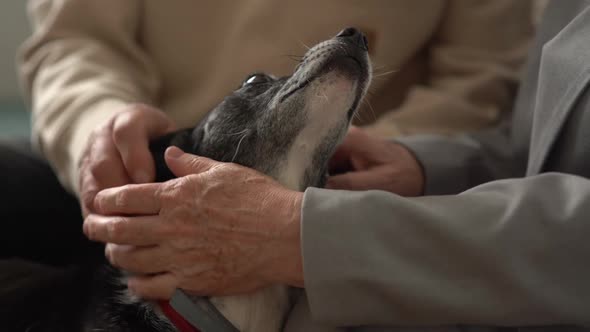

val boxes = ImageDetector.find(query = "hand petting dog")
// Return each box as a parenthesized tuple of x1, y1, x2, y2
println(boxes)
(78, 104, 176, 217)
(83, 146, 304, 300)
(83, 126, 426, 300)
(326, 126, 425, 196)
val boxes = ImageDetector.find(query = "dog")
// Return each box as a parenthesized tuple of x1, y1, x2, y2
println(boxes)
(84, 27, 371, 332)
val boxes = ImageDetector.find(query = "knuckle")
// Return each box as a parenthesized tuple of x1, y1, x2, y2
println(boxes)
(108, 217, 129, 241)
(81, 190, 97, 211)
(88, 156, 110, 175)
(88, 161, 114, 183)
(155, 183, 174, 203)
(178, 174, 198, 188)
(157, 182, 186, 213)
(94, 119, 114, 137)
(112, 120, 134, 145)
(130, 103, 169, 124)
(168, 176, 193, 196)
(128, 103, 154, 114)
(185, 157, 205, 172)
(115, 187, 132, 209)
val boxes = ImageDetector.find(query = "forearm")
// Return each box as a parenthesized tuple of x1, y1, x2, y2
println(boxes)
(301, 173, 590, 327)
(19, 0, 159, 193)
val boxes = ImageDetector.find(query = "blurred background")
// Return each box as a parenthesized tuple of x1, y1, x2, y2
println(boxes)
(0, 2, 29, 138)
(0, 1, 549, 140)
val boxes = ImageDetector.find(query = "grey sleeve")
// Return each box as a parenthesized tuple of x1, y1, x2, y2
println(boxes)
(396, 120, 525, 195)
(301, 173, 590, 327)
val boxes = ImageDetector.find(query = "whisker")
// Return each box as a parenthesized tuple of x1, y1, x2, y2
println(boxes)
(370, 63, 389, 71)
(337, 44, 349, 57)
(282, 54, 304, 59)
(231, 131, 250, 163)
(352, 111, 363, 123)
(298, 40, 311, 50)
(363, 98, 378, 122)
(364, 88, 376, 98)
(227, 129, 249, 136)
(318, 90, 329, 103)
(366, 87, 375, 94)
(282, 54, 305, 63)
(372, 69, 399, 78)
(351, 101, 366, 122)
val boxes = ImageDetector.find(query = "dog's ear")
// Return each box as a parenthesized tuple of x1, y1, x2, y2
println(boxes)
(149, 128, 194, 182)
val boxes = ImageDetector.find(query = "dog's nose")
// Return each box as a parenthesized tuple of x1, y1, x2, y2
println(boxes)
(336, 27, 368, 51)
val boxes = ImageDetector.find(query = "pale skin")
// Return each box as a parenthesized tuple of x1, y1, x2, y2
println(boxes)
(78, 103, 176, 217)
(81, 108, 424, 300)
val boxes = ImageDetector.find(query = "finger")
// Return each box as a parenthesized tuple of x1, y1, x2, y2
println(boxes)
(80, 131, 131, 214)
(128, 273, 178, 300)
(105, 244, 170, 274)
(165, 146, 218, 177)
(94, 183, 162, 215)
(112, 104, 176, 184)
(328, 146, 353, 174)
(325, 166, 392, 191)
(328, 126, 367, 173)
(84, 214, 168, 245)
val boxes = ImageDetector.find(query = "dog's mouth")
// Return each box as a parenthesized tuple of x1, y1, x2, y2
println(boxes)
(279, 55, 365, 103)
(276, 31, 371, 109)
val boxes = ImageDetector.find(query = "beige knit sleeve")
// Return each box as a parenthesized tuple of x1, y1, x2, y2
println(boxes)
(365, 0, 534, 138)
(19, 0, 160, 194)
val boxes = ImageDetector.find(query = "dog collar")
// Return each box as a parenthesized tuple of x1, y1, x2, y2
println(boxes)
(162, 290, 240, 332)
(159, 300, 200, 332)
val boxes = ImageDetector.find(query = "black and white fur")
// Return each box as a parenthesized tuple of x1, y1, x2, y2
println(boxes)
(86, 27, 371, 332)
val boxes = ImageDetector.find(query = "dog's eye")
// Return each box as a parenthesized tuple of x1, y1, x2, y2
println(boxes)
(243, 74, 271, 85)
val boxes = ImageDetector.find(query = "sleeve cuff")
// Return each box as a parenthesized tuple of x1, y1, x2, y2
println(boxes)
(395, 134, 481, 195)
(300, 187, 365, 325)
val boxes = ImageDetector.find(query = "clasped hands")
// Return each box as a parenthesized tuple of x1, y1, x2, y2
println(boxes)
(81, 104, 423, 300)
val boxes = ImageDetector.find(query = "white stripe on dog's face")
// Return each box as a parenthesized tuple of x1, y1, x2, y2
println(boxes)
(279, 71, 357, 190)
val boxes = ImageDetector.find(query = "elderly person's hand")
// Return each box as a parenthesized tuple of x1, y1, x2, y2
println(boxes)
(327, 126, 425, 196)
(78, 104, 176, 216)
(83, 146, 304, 300)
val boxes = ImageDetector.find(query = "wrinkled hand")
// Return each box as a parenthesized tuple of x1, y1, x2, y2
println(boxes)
(327, 126, 425, 196)
(78, 104, 175, 216)
(84, 147, 304, 300)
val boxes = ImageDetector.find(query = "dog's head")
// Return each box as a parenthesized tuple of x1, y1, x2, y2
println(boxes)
(153, 27, 371, 190)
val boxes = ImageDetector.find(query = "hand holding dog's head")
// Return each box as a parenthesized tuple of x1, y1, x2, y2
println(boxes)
(156, 27, 372, 191)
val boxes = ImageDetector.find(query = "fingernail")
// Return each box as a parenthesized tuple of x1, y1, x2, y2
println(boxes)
(82, 221, 89, 237)
(134, 170, 150, 183)
(127, 279, 138, 294)
(166, 146, 184, 159)
(83, 216, 94, 239)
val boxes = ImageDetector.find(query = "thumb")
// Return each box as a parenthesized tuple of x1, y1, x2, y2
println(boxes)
(165, 146, 218, 177)
(326, 166, 392, 191)
(329, 126, 370, 173)
(128, 273, 177, 300)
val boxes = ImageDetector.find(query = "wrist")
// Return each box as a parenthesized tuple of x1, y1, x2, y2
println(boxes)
(390, 142, 426, 196)
(261, 189, 304, 288)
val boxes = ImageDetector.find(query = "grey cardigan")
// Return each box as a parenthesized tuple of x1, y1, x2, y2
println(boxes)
(286, 1, 590, 331)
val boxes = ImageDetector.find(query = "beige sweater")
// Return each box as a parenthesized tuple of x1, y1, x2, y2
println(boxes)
(19, 0, 533, 194)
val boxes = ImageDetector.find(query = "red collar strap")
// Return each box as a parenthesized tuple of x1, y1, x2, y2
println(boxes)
(159, 300, 201, 332)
